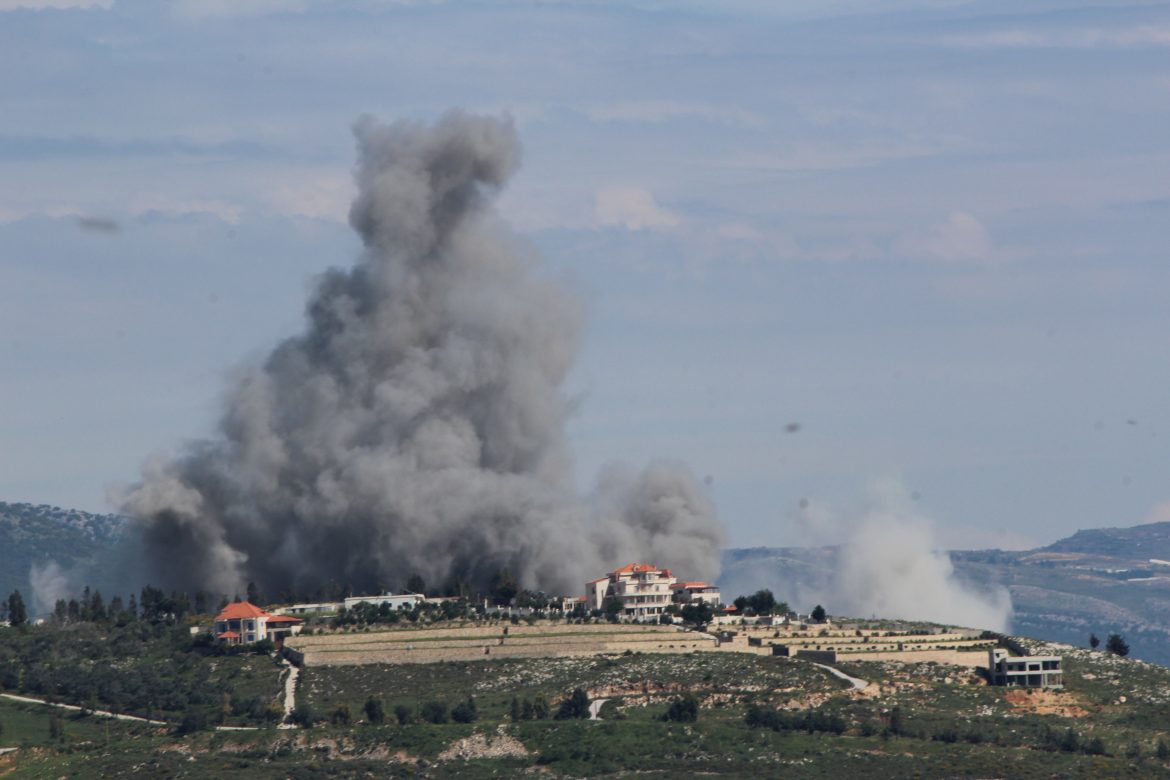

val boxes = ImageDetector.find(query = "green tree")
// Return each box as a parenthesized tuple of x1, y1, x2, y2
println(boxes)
(680, 603, 713, 625)
(406, 574, 426, 595)
(364, 697, 385, 724)
(556, 688, 590, 720)
(664, 693, 699, 723)
(747, 590, 776, 615)
(1106, 633, 1130, 657)
(420, 700, 448, 724)
(6, 591, 27, 627)
(532, 694, 550, 719)
(1089, 633, 1100, 650)
(330, 703, 352, 725)
(451, 696, 478, 724)
(394, 704, 414, 725)
(810, 604, 827, 622)
(510, 697, 522, 722)
(888, 706, 905, 736)
(1156, 738, 1170, 760)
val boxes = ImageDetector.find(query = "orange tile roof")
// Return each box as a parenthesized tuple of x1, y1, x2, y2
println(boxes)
(218, 631, 240, 639)
(671, 581, 712, 589)
(265, 615, 303, 624)
(613, 563, 659, 575)
(723, 604, 738, 612)
(215, 601, 270, 621)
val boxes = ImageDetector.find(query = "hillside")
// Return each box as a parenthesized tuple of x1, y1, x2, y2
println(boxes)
(4, 611, 1170, 777)
(0, 502, 126, 600)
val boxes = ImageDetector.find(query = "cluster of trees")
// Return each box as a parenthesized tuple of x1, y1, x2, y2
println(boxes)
(731, 590, 792, 617)
(744, 704, 847, 735)
(0, 617, 281, 728)
(1039, 725, 1108, 756)
(510, 695, 551, 721)
(1089, 632, 1130, 657)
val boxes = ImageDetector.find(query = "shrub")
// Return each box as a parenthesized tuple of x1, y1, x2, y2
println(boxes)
(420, 700, 448, 724)
(664, 694, 699, 723)
(290, 702, 316, 728)
(330, 703, 352, 726)
(364, 697, 385, 725)
(176, 707, 209, 735)
(451, 696, 477, 724)
(556, 688, 590, 720)
(394, 704, 413, 725)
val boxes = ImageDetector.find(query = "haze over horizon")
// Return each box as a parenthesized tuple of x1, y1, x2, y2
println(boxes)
(2, 0, 1169, 556)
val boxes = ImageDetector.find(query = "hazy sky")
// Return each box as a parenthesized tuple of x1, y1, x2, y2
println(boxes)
(2, 0, 1168, 551)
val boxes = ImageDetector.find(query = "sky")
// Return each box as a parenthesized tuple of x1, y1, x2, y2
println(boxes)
(1, 0, 1168, 553)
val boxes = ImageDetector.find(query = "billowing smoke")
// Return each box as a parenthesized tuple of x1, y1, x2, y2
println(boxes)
(831, 480, 1011, 630)
(720, 479, 1011, 631)
(119, 111, 724, 599)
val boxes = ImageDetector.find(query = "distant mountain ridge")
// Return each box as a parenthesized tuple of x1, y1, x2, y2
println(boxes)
(1040, 520, 1170, 561)
(0, 501, 127, 600)
(721, 520, 1170, 668)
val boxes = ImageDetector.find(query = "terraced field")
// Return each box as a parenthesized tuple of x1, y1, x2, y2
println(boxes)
(288, 622, 718, 665)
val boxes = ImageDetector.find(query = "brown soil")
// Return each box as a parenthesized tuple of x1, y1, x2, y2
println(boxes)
(1004, 688, 1089, 717)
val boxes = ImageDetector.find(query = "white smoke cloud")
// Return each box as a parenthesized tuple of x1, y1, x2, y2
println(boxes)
(29, 561, 71, 617)
(721, 479, 1012, 631)
(832, 480, 1011, 630)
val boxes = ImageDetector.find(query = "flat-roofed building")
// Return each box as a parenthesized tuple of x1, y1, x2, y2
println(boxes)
(671, 581, 722, 607)
(987, 648, 1063, 688)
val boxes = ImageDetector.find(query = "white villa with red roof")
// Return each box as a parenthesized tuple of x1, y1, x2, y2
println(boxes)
(214, 601, 303, 646)
(585, 563, 677, 620)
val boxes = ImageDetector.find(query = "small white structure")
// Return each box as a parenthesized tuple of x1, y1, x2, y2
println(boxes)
(274, 602, 343, 616)
(343, 592, 424, 611)
(671, 581, 721, 607)
(987, 648, 1063, 688)
(214, 601, 303, 646)
(586, 563, 677, 620)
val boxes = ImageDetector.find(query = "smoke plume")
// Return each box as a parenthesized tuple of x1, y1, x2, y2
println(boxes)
(720, 479, 1011, 631)
(120, 111, 724, 599)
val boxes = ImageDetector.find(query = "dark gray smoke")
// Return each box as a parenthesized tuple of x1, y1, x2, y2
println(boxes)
(120, 111, 725, 599)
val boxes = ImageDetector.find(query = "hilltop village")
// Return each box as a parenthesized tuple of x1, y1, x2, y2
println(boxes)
(9, 559, 1170, 779)
(207, 561, 1060, 688)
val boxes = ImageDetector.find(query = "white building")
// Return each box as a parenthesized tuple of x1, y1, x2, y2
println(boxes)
(670, 581, 722, 607)
(586, 563, 677, 620)
(987, 648, 1064, 688)
(342, 592, 424, 611)
(274, 602, 343, 616)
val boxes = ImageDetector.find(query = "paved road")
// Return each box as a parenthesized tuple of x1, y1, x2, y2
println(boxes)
(811, 663, 869, 690)
(278, 661, 300, 729)
(588, 698, 609, 720)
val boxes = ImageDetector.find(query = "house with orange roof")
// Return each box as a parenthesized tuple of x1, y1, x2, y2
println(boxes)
(586, 563, 679, 620)
(214, 600, 303, 646)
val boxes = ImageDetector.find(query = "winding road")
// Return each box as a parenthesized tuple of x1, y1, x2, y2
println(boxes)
(810, 663, 869, 691)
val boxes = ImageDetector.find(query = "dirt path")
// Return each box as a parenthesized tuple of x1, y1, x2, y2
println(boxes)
(588, 698, 609, 720)
(0, 692, 258, 731)
(810, 663, 869, 691)
(278, 661, 300, 729)
(0, 693, 168, 724)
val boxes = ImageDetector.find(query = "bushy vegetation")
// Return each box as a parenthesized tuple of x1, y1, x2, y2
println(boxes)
(0, 588, 284, 727)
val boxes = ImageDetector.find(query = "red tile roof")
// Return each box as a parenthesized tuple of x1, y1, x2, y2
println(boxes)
(215, 600, 270, 621)
(613, 563, 660, 575)
(218, 631, 240, 639)
(265, 615, 303, 624)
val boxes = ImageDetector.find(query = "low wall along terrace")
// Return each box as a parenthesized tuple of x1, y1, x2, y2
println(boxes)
(288, 623, 719, 666)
